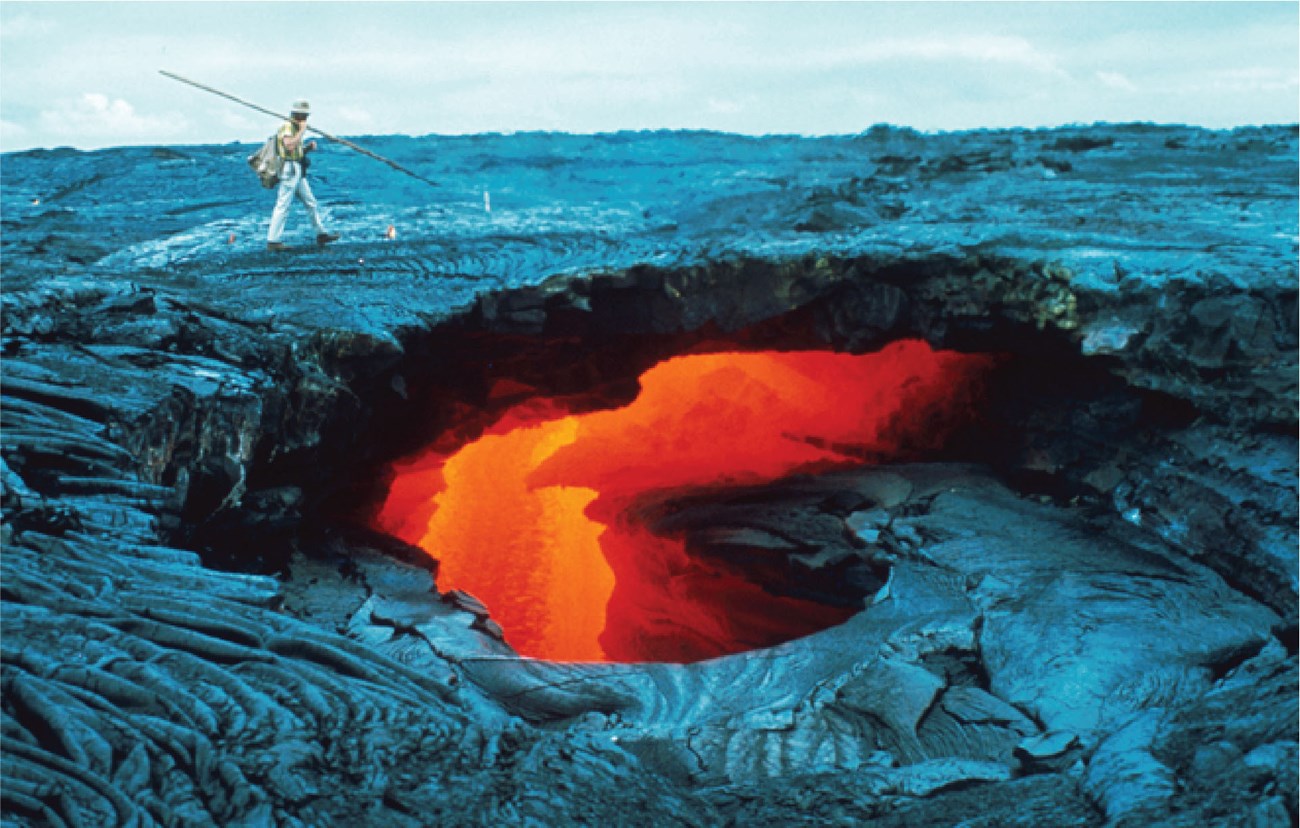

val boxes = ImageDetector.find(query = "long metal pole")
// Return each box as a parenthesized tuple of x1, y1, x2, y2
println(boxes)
(160, 70, 440, 189)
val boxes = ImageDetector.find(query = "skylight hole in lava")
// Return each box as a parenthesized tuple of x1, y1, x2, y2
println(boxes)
(375, 339, 994, 664)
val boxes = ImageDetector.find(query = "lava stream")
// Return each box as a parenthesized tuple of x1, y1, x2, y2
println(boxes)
(375, 340, 993, 663)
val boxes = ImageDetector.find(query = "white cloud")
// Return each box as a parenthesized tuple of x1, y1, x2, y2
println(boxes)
(708, 98, 745, 116)
(1205, 67, 1299, 93)
(219, 111, 257, 132)
(334, 106, 376, 130)
(0, 12, 55, 40)
(0, 118, 29, 150)
(818, 35, 1067, 77)
(1096, 71, 1138, 92)
(38, 93, 184, 142)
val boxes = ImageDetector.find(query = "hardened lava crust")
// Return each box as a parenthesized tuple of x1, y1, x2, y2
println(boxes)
(2, 125, 1296, 826)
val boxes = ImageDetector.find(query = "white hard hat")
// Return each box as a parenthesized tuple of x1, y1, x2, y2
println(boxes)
(291, 100, 311, 115)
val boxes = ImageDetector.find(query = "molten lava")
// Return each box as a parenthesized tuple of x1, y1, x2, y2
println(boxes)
(376, 340, 992, 663)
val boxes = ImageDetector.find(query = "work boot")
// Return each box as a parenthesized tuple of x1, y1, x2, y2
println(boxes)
(316, 232, 340, 246)
(266, 241, 287, 252)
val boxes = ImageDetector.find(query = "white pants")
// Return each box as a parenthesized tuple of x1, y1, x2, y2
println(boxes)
(267, 161, 326, 243)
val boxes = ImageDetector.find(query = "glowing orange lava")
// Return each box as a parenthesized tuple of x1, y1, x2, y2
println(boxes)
(375, 340, 993, 663)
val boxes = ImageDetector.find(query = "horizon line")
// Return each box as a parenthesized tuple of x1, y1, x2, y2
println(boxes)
(5, 121, 1298, 155)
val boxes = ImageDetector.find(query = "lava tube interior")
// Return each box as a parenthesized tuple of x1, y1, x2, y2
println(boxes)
(375, 340, 994, 663)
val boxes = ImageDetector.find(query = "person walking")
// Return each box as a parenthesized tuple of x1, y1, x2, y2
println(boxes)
(267, 99, 340, 251)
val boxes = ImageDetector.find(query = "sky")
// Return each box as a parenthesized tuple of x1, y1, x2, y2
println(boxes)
(1, 1, 1296, 151)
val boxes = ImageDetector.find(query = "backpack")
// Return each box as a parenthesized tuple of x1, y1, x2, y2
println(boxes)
(247, 135, 283, 188)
